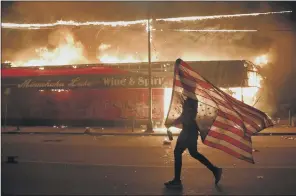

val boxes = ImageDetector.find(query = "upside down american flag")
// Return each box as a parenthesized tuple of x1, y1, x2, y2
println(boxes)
(165, 59, 273, 163)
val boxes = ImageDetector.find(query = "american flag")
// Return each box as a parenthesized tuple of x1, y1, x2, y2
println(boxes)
(165, 59, 273, 163)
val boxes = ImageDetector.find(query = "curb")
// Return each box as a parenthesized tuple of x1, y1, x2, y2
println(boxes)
(1, 131, 172, 136)
(2, 131, 296, 136)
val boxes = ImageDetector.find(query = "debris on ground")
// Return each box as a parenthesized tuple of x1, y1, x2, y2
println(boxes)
(257, 176, 264, 179)
(84, 127, 92, 134)
(282, 136, 295, 140)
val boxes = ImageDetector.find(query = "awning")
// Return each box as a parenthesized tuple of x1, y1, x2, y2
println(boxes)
(2, 66, 129, 77)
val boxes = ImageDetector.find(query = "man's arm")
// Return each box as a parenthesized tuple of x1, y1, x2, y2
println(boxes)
(165, 114, 183, 128)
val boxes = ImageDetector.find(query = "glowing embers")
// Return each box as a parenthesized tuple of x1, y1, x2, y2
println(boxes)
(2, 11, 291, 29)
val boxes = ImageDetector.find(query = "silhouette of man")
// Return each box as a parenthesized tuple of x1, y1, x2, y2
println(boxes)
(164, 97, 222, 189)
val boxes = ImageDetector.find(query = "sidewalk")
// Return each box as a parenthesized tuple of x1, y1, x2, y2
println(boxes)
(1, 126, 173, 136)
(2, 125, 296, 136)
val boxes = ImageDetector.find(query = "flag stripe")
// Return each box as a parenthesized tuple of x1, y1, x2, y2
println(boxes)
(177, 68, 212, 89)
(227, 95, 268, 121)
(176, 73, 224, 101)
(176, 76, 231, 109)
(211, 96, 263, 129)
(224, 91, 273, 125)
(203, 139, 254, 164)
(208, 128, 252, 153)
(176, 73, 266, 129)
(179, 63, 270, 123)
(174, 86, 217, 108)
(214, 119, 245, 136)
(217, 110, 258, 134)
(232, 105, 265, 125)
(175, 79, 223, 108)
(179, 61, 206, 81)
(176, 75, 261, 133)
(204, 136, 253, 159)
(210, 91, 260, 118)
(217, 111, 256, 135)
(210, 126, 252, 146)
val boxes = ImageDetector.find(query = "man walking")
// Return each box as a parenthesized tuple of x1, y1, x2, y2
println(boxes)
(164, 97, 222, 189)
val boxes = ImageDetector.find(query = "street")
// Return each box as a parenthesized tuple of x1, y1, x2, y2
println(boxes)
(2, 134, 296, 195)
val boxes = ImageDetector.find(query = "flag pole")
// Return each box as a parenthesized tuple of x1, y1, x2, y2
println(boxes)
(145, 15, 153, 133)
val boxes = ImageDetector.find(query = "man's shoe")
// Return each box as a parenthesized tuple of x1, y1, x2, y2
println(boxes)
(213, 167, 222, 184)
(164, 179, 183, 189)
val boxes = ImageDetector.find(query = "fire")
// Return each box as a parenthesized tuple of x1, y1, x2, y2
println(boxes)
(173, 29, 258, 32)
(98, 54, 142, 64)
(220, 87, 259, 106)
(10, 33, 88, 67)
(2, 19, 147, 29)
(156, 10, 292, 22)
(164, 87, 173, 118)
(98, 44, 111, 51)
(219, 71, 262, 106)
(2, 11, 291, 30)
(254, 55, 268, 66)
(248, 71, 262, 87)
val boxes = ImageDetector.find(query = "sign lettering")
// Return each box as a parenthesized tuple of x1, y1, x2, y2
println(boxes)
(14, 76, 171, 89)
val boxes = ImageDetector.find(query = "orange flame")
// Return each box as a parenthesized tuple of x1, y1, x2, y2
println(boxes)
(10, 33, 88, 67)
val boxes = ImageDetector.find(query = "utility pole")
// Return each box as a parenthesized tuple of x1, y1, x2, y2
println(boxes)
(145, 13, 153, 133)
(4, 88, 11, 130)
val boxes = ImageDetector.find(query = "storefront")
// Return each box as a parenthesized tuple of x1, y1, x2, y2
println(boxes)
(1, 65, 172, 126)
(1, 60, 261, 127)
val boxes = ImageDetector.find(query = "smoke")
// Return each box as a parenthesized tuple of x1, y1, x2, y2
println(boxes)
(2, 1, 296, 114)
(2, 2, 293, 63)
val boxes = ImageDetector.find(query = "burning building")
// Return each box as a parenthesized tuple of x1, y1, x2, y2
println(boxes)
(1, 60, 262, 128)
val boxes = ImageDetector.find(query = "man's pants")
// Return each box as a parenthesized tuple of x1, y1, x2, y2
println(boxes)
(174, 131, 216, 181)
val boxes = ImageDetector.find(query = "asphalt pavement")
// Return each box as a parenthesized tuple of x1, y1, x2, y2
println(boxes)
(2, 125, 296, 136)
(2, 132, 296, 195)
